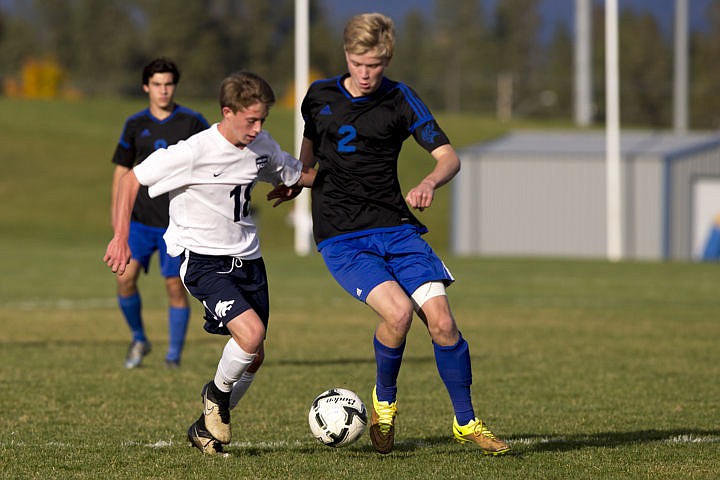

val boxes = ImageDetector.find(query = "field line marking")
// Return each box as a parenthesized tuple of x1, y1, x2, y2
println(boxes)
(4, 435, 719, 450)
(512, 434, 720, 445)
(2, 298, 118, 310)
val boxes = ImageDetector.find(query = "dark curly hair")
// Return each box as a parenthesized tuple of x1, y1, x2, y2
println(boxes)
(142, 57, 180, 85)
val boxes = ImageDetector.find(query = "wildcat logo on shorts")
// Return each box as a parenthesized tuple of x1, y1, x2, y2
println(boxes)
(214, 299, 235, 318)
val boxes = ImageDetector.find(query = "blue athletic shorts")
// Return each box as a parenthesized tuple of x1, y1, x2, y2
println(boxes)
(319, 227, 454, 303)
(128, 221, 181, 277)
(180, 252, 270, 336)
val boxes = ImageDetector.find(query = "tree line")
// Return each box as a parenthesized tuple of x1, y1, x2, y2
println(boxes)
(1, 0, 719, 129)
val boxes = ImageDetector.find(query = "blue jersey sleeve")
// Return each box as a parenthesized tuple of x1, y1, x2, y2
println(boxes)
(395, 82, 450, 153)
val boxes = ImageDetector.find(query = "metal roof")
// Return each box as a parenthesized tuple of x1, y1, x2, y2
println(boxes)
(462, 130, 720, 158)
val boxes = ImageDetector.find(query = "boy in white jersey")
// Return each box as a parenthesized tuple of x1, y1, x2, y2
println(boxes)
(104, 71, 315, 455)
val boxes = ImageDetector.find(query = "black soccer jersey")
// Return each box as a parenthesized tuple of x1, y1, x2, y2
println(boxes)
(301, 75, 450, 246)
(112, 105, 209, 227)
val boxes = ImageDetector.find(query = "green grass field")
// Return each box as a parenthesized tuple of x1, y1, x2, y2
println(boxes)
(1, 98, 718, 479)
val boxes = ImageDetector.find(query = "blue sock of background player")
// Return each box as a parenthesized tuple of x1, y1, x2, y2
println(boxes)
(167, 306, 190, 363)
(118, 292, 146, 342)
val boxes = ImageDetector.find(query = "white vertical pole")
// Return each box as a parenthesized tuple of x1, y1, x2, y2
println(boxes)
(293, 0, 312, 255)
(673, 0, 689, 133)
(574, 0, 592, 126)
(605, 0, 622, 261)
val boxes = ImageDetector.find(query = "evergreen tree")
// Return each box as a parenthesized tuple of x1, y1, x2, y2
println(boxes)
(432, 0, 488, 112)
(142, 0, 224, 97)
(541, 23, 574, 119)
(490, 0, 542, 117)
(617, 10, 671, 126)
(691, 1, 720, 128)
(0, 0, 718, 129)
(393, 11, 430, 94)
(71, 0, 139, 94)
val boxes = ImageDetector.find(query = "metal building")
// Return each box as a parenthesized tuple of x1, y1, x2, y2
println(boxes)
(452, 130, 720, 260)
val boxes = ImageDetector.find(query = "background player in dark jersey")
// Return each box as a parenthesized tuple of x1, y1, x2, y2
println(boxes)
(269, 12, 510, 456)
(111, 58, 209, 369)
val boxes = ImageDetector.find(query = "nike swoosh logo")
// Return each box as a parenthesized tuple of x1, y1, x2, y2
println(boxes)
(204, 404, 216, 416)
(213, 172, 223, 177)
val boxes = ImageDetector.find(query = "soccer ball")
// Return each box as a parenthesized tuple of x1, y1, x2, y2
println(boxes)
(308, 388, 367, 447)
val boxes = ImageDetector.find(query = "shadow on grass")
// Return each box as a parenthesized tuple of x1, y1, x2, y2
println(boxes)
(509, 429, 720, 454)
(227, 429, 720, 458)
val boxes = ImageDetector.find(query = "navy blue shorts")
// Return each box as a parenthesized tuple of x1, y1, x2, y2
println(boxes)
(180, 252, 270, 336)
(319, 227, 454, 303)
(128, 221, 181, 277)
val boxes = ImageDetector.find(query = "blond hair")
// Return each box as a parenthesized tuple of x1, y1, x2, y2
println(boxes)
(343, 13, 395, 60)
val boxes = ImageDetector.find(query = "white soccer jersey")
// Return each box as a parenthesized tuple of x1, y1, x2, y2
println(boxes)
(133, 124, 302, 258)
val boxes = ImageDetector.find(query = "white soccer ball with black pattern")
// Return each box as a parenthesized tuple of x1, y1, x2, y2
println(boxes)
(308, 388, 367, 447)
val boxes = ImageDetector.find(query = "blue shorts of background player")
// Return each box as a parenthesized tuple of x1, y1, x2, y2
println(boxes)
(128, 221, 182, 276)
(318, 225, 454, 304)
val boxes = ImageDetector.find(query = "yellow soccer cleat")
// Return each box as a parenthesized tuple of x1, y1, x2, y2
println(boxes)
(453, 417, 511, 456)
(369, 386, 397, 454)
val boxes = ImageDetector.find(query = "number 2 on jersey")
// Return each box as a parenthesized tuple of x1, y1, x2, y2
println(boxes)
(338, 125, 357, 153)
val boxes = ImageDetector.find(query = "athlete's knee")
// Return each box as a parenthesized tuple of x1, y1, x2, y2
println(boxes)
(367, 282, 414, 337)
(228, 311, 266, 353)
(116, 275, 138, 297)
(415, 288, 458, 344)
(116, 260, 141, 296)
(428, 321, 459, 346)
(165, 277, 188, 306)
(247, 348, 264, 373)
(381, 302, 414, 337)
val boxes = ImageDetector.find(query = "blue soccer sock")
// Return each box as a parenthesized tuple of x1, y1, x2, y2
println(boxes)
(434, 334, 475, 425)
(166, 306, 190, 362)
(374, 335, 405, 403)
(118, 293, 145, 342)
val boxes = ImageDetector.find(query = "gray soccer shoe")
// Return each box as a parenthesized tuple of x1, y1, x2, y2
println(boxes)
(124, 340, 151, 369)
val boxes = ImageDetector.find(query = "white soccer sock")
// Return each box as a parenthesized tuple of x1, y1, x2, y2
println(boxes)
(229, 371, 256, 410)
(214, 338, 256, 393)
